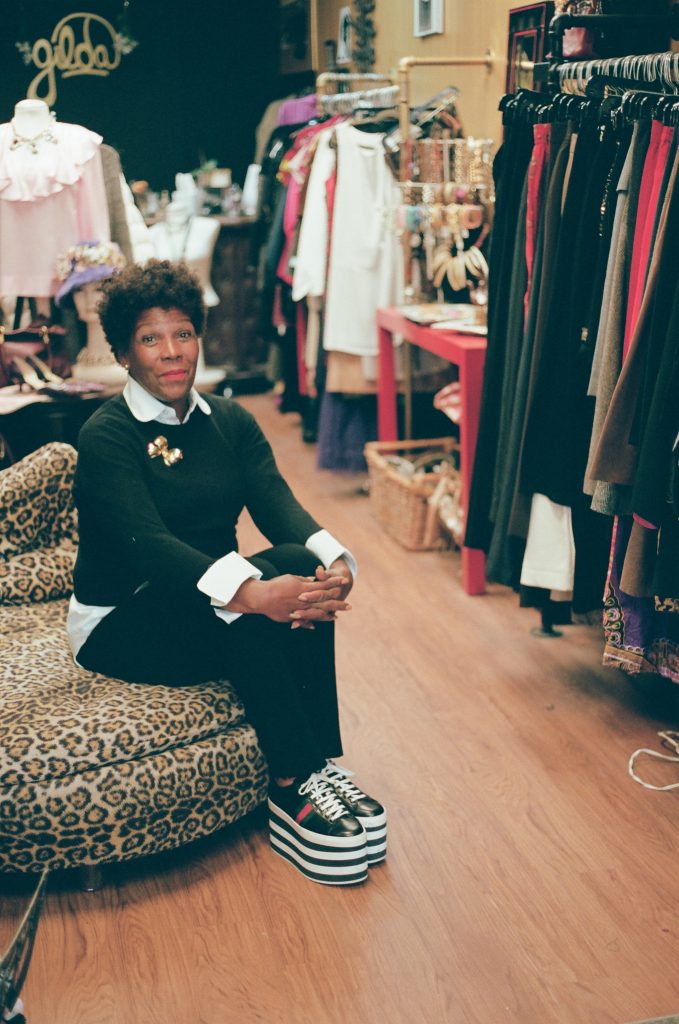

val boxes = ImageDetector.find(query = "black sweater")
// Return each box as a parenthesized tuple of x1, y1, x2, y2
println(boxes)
(73, 394, 320, 606)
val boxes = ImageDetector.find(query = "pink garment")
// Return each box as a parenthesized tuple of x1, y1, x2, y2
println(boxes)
(623, 120, 672, 359)
(524, 123, 551, 318)
(276, 177, 303, 286)
(0, 122, 110, 297)
(276, 118, 343, 286)
(277, 94, 319, 127)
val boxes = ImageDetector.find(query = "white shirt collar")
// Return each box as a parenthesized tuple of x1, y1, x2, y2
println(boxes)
(122, 375, 211, 425)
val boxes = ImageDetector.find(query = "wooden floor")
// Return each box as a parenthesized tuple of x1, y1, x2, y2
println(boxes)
(2, 393, 679, 1024)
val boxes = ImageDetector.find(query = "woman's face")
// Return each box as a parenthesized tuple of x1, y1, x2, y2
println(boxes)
(124, 306, 199, 418)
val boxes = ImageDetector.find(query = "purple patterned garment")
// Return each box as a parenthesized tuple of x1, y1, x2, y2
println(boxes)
(603, 515, 679, 682)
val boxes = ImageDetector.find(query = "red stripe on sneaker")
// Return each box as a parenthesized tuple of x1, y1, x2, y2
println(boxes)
(295, 802, 314, 824)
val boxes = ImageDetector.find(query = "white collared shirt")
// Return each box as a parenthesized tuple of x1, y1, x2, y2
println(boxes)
(67, 378, 356, 658)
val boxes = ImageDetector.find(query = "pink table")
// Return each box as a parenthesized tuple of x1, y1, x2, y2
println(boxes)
(376, 307, 487, 596)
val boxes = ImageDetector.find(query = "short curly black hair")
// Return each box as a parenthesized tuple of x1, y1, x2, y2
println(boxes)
(97, 259, 206, 358)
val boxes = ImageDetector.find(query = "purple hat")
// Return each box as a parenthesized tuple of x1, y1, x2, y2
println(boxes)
(55, 241, 126, 304)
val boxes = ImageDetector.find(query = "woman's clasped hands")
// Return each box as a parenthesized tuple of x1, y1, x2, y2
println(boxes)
(234, 560, 353, 629)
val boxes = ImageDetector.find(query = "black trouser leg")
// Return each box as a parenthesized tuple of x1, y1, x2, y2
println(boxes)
(78, 544, 343, 778)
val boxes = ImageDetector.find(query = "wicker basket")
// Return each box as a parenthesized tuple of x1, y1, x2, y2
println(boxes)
(364, 437, 460, 551)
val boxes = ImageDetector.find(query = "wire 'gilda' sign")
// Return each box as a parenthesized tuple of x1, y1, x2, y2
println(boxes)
(15, 12, 138, 108)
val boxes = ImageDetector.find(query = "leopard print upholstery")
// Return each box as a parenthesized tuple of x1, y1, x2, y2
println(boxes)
(0, 445, 268, 874)
(0, 600, 268, 873)
(0, 442, 78, 603)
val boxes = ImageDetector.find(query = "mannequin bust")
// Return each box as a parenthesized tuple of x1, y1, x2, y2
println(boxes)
(149, 190, 224, 389)
(149, 199, 220, 307)
(72, 283, 128, 387)
(12, 99, 53, 136)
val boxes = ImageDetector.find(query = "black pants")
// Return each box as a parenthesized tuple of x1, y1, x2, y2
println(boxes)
(78, 544, 343, 779)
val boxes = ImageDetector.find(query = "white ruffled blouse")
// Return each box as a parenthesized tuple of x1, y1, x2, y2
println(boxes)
(0, 121, 110, 297)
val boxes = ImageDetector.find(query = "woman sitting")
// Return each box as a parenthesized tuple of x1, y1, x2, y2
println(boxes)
(66, 260, 386, 886)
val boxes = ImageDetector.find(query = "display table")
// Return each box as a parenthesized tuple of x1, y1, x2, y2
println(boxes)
(376, 307, 487, 596)
(0, 389, 115, 463)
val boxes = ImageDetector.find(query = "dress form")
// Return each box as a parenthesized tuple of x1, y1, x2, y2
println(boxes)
(72, 283, 127, 387)
(12, 99, 54, 140)
(149, 202, 220, 307)
(9, 101, 56, 311)
(149, 200, 223, 388)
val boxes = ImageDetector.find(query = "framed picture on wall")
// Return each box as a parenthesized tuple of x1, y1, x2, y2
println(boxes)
(414, 0, 444, 37)
(337, 6, 353, 65)
(506, 3, 555, 92)
(280, 0, 313, 75)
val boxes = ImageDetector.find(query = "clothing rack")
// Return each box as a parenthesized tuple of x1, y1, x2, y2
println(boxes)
(397, 53, 496, 147)
(555, 51, 679, 96)
(319, 84, 400, 115)
(315, 72, 394, 112)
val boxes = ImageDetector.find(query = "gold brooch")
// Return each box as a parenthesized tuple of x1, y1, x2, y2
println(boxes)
(147, 435, 183, 467)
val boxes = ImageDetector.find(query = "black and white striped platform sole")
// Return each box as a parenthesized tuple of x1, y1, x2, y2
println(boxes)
(268, 802, 369, 886)
(357, 811, 387, 865)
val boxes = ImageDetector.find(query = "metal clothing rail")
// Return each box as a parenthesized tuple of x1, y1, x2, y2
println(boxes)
(555, 51, 679, 96)
(397, 53, 496, 145)
(319, 83, 400, 114)
(316, 71, 393, 105)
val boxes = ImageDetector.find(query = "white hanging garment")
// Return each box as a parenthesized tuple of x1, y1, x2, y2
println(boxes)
(520, 492, 576, 593)
(323, 122, 402, 358)
(0, 121, 110, 297)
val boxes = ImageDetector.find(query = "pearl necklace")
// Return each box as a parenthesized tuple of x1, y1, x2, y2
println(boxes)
(10, 112, 58, 154)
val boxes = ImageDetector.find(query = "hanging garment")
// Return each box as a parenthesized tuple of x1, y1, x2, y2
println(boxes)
(519, 123, 619, 598)
(588, 145, 679, 493)
(254, 97, 289, 164)
(622, 120, 673, 360)
(316, 392, 377, 473)
(603, 515, 679, 682)
(99, 144, 133, 265)
(524, 123, 551, 317)
(585, 120, 651, 514)
(277, 94, 319, 128)
(323, 123, 402, 360)
(0, 121, 110, 296)
(292, 128, 337, 302)
(465, 119, 534, 552)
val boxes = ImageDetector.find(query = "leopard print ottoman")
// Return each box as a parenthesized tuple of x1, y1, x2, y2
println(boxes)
(0, 601, 269, 873)
(0, 445, 269, 874)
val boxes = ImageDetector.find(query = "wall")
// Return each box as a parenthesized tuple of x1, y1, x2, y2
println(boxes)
(315, 0, 516, 143)
(0, 0, 282, 191)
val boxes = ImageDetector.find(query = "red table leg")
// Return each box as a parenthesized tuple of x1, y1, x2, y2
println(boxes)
(459, 347, 486, 595)
(377, 324, 398, 441)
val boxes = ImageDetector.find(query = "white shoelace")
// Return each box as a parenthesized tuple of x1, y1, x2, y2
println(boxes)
(629, 730, 679, 791)
(298, 772, 349, 821)
(321, 761, 365, 802)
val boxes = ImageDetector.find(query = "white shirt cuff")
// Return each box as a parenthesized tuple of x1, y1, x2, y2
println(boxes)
(197, 551, 263, 624)
(305, 529, 357, 579)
